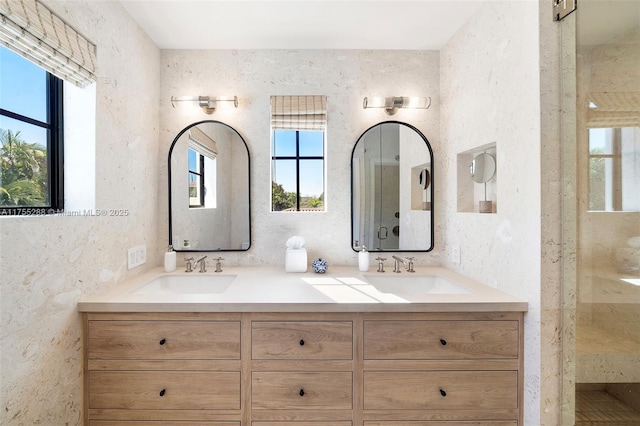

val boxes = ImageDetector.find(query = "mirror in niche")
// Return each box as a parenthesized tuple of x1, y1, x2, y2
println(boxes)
(351, 121, 434, 252)
(168, 120, 251, 251)
(469, 152, 496, 213)
(470, 152, 496, 183)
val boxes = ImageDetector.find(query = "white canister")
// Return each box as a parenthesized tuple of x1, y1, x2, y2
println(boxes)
(164, 246, 176, 272)
(285, 248, 308, 272)
(358, 246, 370, 272)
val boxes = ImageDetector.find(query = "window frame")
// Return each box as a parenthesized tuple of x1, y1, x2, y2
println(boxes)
(271, 129, 325, 212)
(0, 66, 64, 215)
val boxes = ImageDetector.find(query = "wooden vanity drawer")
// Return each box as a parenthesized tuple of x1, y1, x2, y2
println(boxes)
(88, 320, 240, 360)
(90, 423, 239, 426)
(364, 422, 517, 426)
(252, 321, 353, 359)
(89, 371, 241, 410)
(363, 371, 518, 410)
(364, 320, 518, 359)
(252, 372, 353, 409)
(253, 423, 351, 426)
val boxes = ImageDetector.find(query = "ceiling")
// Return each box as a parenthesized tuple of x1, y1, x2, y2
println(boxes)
(119, 0, 486, 50)
(576, 0, 640, 46)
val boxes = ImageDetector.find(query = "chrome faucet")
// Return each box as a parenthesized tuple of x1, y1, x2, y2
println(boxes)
(392, 256, 416, 273)
(194, 256, 207, 273)
(184, 257, 195, 272)
(214, 257, 224, 272)
(375, 257, 386, 273)
(406, 257, 416, 273)
(392, 255, 408, 273)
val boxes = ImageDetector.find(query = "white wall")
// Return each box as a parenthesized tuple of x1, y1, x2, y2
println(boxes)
(440, 1, 554, 424)
(0, 2, 567, 424)
(0, 1, 160, 423)
(159, 49, 441, 267)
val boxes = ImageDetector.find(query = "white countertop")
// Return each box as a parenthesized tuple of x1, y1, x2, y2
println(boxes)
(78, 265, 528, 313)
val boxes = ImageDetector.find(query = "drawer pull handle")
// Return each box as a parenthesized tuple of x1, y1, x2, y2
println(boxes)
(159, 389, 166, 397)
(299, 339, 305, 346)
(159, 338, 166, 346)
(440, 339, 447, 346)
(299, 389, 305, 397)
(439, 389, 447, 397)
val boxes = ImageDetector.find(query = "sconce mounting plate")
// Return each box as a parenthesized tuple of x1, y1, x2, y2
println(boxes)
(553, 0, 576, 21)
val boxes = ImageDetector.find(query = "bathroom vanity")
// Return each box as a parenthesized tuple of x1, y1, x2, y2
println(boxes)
(79, 266, 527, 426)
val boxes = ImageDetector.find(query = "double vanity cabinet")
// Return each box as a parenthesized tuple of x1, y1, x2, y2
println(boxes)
(80, 267, 526, 426)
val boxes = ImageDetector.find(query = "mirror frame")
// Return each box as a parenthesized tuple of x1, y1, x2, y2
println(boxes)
(350, 120, 434, 252)
(168, 120, 251, 252)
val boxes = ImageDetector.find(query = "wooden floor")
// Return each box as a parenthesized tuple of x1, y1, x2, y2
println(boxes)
(576, 389, 640, 425)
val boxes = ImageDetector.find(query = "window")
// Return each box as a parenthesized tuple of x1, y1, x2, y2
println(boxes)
(188, 149, 205, 207)
(0, 0, 97, 215)
(588, 127, 640, 211)
(271, 130, 325, 211)
(270, 95, 327, 212)
(187, 127, 218, 209)
(0, 46, 64, 214)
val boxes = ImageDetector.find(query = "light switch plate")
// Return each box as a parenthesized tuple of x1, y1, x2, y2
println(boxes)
(451, 246, 461, 264)
(127, 245, 146, 269)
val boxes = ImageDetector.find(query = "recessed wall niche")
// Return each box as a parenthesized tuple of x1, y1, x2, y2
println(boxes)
(457, 143, 497, 213)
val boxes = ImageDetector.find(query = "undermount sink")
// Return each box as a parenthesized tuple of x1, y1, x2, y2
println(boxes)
(363, 274, 471, 295)
(130, 274, 237, 294)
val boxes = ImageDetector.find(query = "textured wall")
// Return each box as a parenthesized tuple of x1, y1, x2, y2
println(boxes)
(159, 49, 441, 268)
(440, 1, 550, 424)
(0, 2, 570, 424)
(0, 1, 160, 424)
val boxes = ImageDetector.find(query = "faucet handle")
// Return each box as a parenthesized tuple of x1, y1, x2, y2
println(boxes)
(214, 257, 224, 272)
(375, 257, 386, 273)
(196, 256, 208, 273)
(184, 257, 195, 272)
(406, 257, 416, 273)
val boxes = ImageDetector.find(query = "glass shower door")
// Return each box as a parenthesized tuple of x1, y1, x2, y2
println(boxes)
(567, 2, 640, 424)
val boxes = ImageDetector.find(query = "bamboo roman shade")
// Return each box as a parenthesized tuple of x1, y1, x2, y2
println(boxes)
(587, 92, 640, 128)
(188, 127, 218, 160)
(270, 95, 327, 131)
(0, 0, 97, 87)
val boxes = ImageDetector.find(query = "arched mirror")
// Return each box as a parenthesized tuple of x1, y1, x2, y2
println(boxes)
(351, 121, 434, 252)
(168, 120, 250, 251)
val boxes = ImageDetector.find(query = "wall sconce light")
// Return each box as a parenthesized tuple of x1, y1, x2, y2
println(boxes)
(171, 95, 239, 114)
(362, 96, 431, 115)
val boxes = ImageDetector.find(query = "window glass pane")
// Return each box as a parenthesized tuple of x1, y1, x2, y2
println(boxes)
(272, 159, 296, 192)
(189, 172, 201, 206)
(621, 127, 640, 211)
(203, 156, 217, 209)
(188, 149, 199, 173)
(0, 47, 47, 122)
(273, 130, 297, 156)
(588, 156, 606, 210)
(0, 115, 49, 207)
(299, 131, 324, 156)
(299, 159, 324, 210)
(589, 128, 614, 154)
(272, 159, 296, 211)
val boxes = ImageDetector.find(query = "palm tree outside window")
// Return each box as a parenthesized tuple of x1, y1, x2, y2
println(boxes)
(0, 46, 64, 214)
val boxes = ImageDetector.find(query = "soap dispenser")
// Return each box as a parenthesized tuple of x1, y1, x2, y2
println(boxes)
(358, 245, 370, 272)
(164, 245, 176, 272)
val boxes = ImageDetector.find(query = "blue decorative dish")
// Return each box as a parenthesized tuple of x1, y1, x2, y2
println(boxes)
(312, 258, 328, 273)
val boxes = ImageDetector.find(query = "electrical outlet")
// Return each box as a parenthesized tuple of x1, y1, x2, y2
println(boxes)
(451, 246, 461, 264)
(127, 245, 147, 269)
